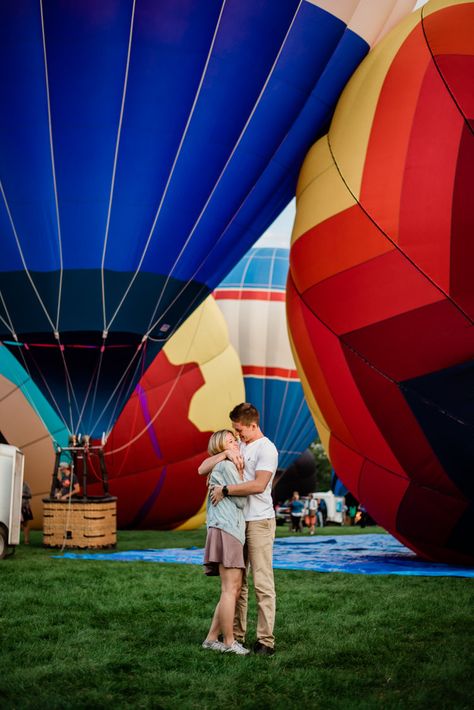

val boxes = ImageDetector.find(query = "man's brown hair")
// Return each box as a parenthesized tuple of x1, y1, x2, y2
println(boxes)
(229, 402, 259, 426)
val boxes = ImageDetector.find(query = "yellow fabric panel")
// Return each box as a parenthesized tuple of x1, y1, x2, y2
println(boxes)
(328, 8, 420, 200)
(174, 499, 207, 531)
(189, 345, 245, 433)
(292, 136, 356, 244)
(164, 297, 228, 367)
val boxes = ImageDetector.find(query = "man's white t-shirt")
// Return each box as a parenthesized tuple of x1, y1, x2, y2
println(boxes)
(239, 437, 278, 522)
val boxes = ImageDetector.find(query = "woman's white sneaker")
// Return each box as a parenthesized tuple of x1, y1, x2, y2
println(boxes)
(202, 639, 226, 651)
(223, 641, 250, 655)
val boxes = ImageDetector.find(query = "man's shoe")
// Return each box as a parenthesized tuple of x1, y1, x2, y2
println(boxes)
(253, 641, 275, 656)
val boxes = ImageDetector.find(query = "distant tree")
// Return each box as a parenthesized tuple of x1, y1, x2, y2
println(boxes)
(309, 437, 332, 491)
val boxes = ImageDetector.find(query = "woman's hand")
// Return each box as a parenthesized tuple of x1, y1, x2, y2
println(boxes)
(224, 448, 244, 474)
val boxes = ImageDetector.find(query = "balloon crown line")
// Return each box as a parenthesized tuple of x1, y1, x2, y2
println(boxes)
(2, 339, 145, 352)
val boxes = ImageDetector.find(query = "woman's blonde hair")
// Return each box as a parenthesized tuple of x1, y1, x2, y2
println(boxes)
(208, 429, 235, 456)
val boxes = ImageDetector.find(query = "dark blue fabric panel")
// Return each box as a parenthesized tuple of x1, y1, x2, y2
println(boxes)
(0, 2, 58, 272)
(402, 360, 474, 500)
(331, 470, 348, 497)
(103, 0, 223, 273)
(42, 0, 134, 269)
(140, 0, 303, 275)
(245, 377, 317, 469)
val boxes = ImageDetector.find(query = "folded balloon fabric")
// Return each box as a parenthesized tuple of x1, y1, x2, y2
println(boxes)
(55, 534, 474, 577)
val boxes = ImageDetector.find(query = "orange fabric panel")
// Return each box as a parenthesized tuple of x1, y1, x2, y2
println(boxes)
(424, 4, 474, 56)
(397, 61, 464, 292)
(360, 21, 431, 243)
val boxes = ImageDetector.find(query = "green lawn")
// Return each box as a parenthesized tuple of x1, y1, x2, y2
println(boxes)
(1, 527, 473, 709)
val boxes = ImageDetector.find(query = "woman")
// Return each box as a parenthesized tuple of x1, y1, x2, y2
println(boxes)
(202, 430, 249, 656)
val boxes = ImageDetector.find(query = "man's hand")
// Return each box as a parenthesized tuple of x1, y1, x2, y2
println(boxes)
(210, 485, 224, 506)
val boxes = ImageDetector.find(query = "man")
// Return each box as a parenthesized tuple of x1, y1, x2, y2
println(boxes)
(55, 462, 80, 500)
(198, 403, 278, 656)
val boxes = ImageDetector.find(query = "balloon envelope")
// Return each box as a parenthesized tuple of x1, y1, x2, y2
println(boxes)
(0, 0, 416, 437)
(288, 0, 474, 564)
(0, 346, 68, 527)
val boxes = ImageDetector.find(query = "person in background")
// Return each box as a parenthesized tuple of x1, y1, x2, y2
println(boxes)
(21, 481, 33, 544)
(305, 493, 318, 535)
(289, 491, 305, 533)
(54, 462, 80, 500)
(318, 497, 327, 526)
(201, 429, 249, 656)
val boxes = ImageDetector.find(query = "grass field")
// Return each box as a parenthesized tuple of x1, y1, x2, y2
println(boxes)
(1, 526, 473, 710)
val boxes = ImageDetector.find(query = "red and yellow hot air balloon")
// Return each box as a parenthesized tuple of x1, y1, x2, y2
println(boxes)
(288, 0, 474, 564)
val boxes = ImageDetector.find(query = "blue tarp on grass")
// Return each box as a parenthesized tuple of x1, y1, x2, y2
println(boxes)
(55, 534, 474, 577)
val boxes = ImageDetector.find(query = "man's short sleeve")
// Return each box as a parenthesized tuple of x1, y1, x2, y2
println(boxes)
(256, 439, 278, 474)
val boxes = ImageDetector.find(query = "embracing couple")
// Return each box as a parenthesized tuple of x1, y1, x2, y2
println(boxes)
(198, 402, 278, 656)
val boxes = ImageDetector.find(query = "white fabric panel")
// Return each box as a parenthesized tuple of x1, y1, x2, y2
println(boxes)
(216, 299, 296, 370)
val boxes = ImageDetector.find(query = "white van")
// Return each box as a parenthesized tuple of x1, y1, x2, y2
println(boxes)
(312, 491, 345, 525)
(0, 445, 25, 558)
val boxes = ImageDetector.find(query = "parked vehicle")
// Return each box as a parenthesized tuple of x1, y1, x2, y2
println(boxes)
(310, 491, 345, 525)
(0, 445, 24, 558)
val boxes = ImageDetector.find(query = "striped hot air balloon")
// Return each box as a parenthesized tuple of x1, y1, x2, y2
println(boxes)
(215, 247, 316, 469)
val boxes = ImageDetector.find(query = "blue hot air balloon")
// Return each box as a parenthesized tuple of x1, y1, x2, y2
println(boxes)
(214, 247, 316, 468)
(0, 1, 416, 438)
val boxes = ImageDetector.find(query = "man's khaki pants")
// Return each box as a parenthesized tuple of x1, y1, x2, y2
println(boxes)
(234, 518, 276, 648)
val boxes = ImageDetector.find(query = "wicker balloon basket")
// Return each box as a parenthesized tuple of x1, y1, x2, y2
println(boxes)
(42, 497, 117, 549)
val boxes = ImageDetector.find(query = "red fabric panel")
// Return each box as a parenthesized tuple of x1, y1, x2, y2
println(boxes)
(213, 288, 286, 302)
(290, 204, 393, 293)
(88, 469, 163, 528)
(436, 54, 474, 119)
(93, 351, 211, 529)
(287, 276, 356, 447)
(343, 298, 473, 382)
(341, 343, 460, 497)
(397, 61, 463, 292)
(290, 277, 405, 475)
(328, 435, 364, 500)
(450, 122, 474, 318)
(303, 249, 442, 335)
(358, 459, 409, 533)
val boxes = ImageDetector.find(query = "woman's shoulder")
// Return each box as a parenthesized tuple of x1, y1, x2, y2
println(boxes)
(213, 459, 238, 474)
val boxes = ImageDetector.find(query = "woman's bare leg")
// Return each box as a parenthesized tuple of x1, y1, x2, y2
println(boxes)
(218, 566, 242, 646)
(205, 604, 221, 642)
